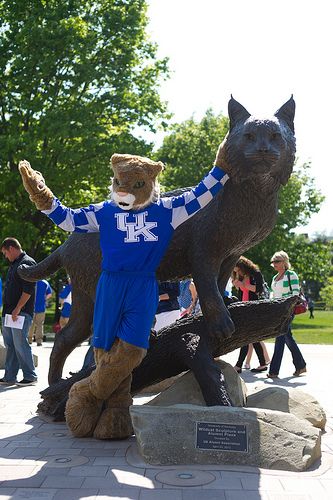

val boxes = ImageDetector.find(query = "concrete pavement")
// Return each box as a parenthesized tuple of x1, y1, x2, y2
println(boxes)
(1, 340, 333, 499)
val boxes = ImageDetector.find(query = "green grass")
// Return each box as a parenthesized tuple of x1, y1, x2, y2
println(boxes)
(43, 307, 333, 344)
(266, 310, 333, 344)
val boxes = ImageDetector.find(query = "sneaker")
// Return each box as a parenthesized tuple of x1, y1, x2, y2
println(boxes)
(293, 367, 307, 377)
(16, 379, 37, 386)
(267, 373, 279, 379)
(37, 342, 42, 346)
(0, 378, 17, 385)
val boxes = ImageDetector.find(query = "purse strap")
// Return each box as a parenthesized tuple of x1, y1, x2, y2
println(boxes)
(286, 270, 293, 293)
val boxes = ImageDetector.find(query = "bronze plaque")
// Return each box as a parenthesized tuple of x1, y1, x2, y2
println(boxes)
(196, 422, 248, 452)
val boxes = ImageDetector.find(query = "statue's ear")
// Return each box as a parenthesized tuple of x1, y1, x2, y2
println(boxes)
(274, 96, 295, 133)
(228, 95, 251, 131)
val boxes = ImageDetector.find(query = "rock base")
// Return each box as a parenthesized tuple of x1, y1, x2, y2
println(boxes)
(130, 404, 321, 471)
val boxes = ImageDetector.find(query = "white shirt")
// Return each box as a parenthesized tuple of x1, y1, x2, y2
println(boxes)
(271, 277, 284, 299)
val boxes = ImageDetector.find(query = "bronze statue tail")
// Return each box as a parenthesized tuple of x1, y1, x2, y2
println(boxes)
(18, 247, 62, 282)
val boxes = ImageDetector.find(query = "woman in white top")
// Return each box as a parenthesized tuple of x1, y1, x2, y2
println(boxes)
(267, 251, 306, 379)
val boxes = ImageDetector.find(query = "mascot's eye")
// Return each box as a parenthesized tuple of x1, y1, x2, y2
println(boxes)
(271, 132, 281, 140)
(133, 180, 145, 189)
(114, 178, 120, 186)
(244, 133, 255, 141)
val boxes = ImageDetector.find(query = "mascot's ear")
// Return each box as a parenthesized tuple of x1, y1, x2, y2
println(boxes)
(228, 95, 251, 131)
(275, 95, 295, 133)
(146, 161, 164, 179)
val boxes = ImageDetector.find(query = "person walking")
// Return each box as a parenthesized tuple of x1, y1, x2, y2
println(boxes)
(59, 279, 72, 329)
(232, 256, 269, 373)
(28, 279, 52, 346)
(0, 238, 38, 386)
(307, 297, 315, 319)
(267, 250, 307, 379)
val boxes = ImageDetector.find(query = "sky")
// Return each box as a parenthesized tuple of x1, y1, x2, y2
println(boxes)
(146, 0, 333, 237)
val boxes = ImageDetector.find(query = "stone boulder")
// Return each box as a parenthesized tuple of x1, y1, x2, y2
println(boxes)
(0, 342, 38, 369)
(130, 404, 321, 471)
(148, 360, 246, 408)
(247, 385, 326, 430)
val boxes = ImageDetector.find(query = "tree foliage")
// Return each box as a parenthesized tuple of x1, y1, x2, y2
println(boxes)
(157, 109, 229, 190)
(0, 0, 169, 266)
(320, 277, 333, 309)
(156, 110, 330, 287)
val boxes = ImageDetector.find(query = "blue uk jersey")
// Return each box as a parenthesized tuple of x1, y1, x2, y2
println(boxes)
(43, 166, 228, 273)
(42, 166, 228, 349)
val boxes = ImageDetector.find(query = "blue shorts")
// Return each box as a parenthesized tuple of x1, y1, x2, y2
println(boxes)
(93, 270, 159, 351)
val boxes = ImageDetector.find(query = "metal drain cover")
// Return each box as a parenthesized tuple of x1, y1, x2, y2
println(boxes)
(36, 430, 71, 439)
(44, 455, 89, 468)
(155, 469, 216, 487)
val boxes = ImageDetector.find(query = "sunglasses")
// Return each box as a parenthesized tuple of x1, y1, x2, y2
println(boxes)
(271, 259, 282, 263)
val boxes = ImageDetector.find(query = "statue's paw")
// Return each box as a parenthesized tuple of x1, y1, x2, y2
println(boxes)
(208, 315, 235, 339)
(93, 407, 133, 440)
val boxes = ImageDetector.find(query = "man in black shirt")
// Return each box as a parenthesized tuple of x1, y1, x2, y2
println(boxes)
(1, 237, 37, 386)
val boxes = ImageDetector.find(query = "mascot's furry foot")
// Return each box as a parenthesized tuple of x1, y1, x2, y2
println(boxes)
(93, 374, 134, 440)
(65, 341, 146, 440)
(93, 407, 133, 440)
(65, 378, 103, 437)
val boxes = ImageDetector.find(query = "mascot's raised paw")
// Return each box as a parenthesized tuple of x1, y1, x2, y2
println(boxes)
(18, 160, 54, 211)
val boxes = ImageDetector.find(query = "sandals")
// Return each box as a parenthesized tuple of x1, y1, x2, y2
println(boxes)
(251, 365, 268, 373)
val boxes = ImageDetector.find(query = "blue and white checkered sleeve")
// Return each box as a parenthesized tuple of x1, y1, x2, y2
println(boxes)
(162, 167, 229, 229)
(42, 198, 104, 233)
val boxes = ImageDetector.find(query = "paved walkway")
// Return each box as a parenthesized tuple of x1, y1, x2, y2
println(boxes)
(1, 340, 333, 499)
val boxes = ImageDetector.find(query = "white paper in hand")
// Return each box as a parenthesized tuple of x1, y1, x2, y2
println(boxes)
(4, 314, 25, 329)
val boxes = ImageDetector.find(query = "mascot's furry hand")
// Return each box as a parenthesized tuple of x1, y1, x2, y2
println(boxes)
(214, 137, 231, 173)
(18, 160, 54, 211)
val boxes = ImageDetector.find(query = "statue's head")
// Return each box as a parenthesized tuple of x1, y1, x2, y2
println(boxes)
(110, 154, 164, 210)
(221, 96, 296, 185)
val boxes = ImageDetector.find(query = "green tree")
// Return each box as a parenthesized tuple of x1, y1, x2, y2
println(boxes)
(0, 0, 169, 263)
(157, 109, 229, 190)
(320, 277, 333, 309)
(156, 110, 329, 286)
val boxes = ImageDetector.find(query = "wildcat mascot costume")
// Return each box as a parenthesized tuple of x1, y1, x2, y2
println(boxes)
(19, 150, 230, 439)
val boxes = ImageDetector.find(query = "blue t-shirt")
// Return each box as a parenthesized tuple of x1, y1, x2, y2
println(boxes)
(34, 279, 52, 313)
(42, 166, 229, 274)
(156, 281, 180, 314)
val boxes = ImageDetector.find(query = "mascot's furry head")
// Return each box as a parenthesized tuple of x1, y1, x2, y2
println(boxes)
(110, 154, 164, 210)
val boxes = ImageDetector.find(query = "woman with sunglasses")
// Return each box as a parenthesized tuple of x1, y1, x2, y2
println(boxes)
(268, 251, 307, 379)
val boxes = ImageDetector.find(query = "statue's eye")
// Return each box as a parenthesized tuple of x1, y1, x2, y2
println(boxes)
(244, 133, 255, 141)
(133, 180, 145, 189)
(271, 132, 281, 140)
(114, 178, 120, 186)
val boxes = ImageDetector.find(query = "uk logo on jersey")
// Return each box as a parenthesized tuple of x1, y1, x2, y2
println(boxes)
(115, 212, 158, 242)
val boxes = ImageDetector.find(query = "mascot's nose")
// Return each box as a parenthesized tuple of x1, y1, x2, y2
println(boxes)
(117, 191, 129, 197)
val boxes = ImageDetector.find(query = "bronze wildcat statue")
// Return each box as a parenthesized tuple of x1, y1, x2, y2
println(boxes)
(19, 96, 296, 386)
